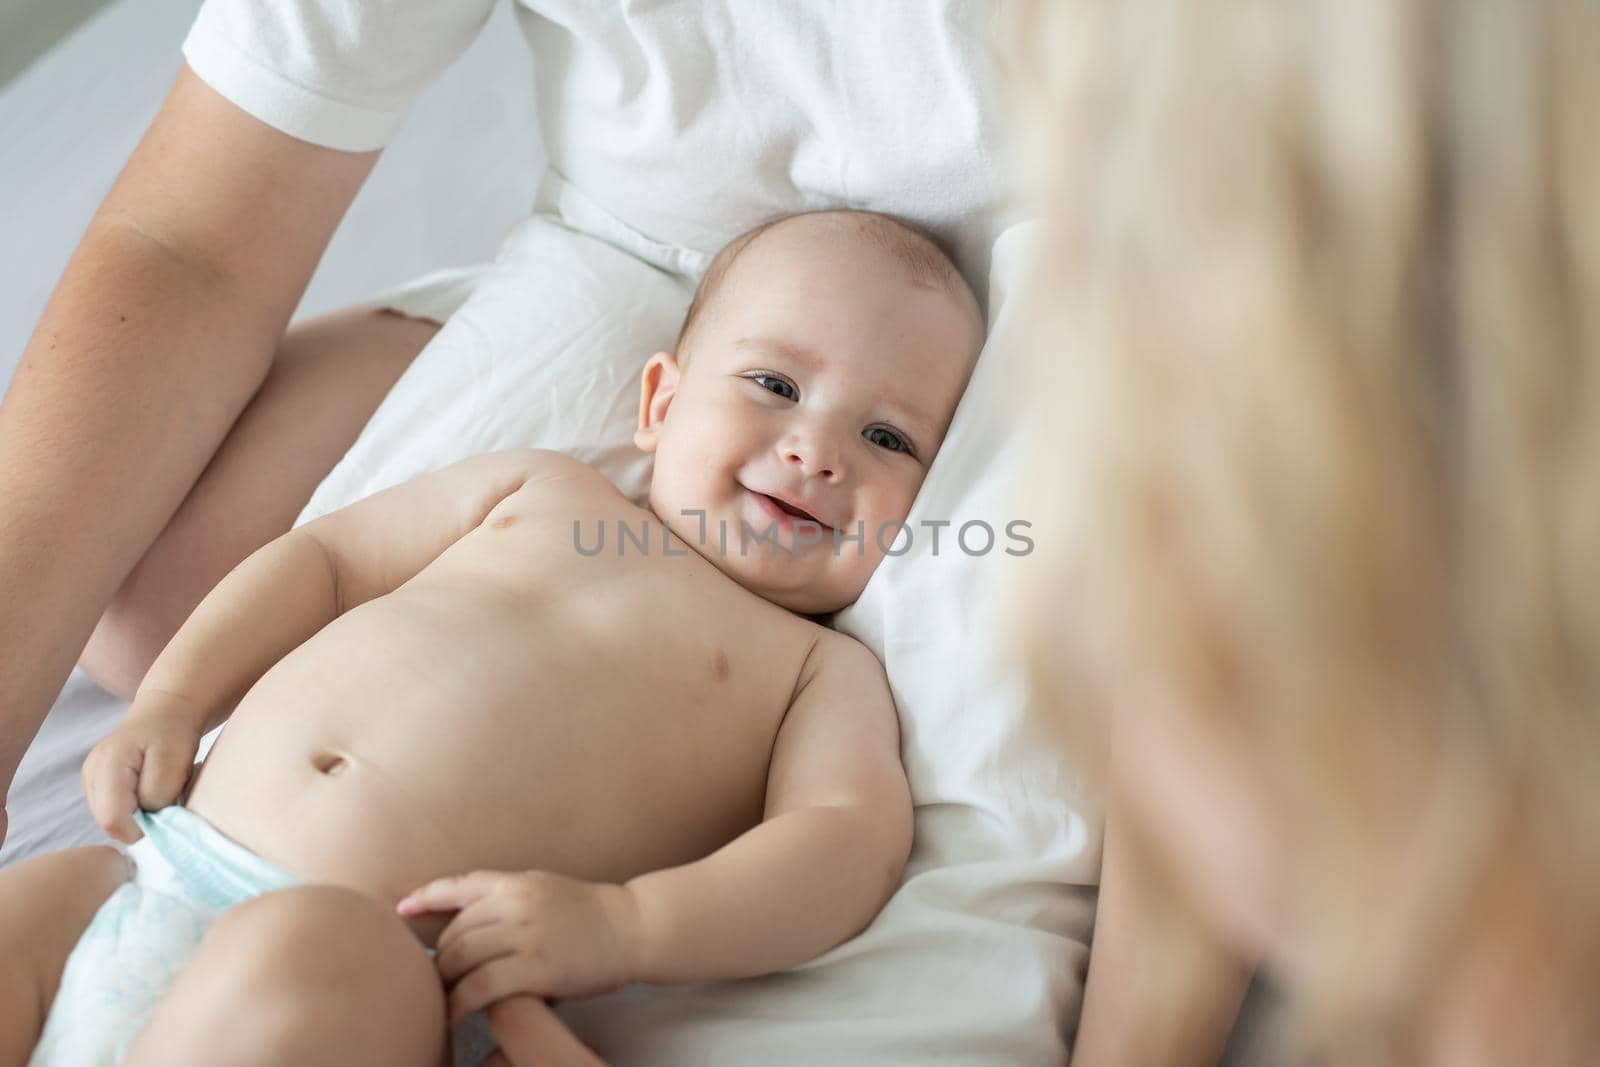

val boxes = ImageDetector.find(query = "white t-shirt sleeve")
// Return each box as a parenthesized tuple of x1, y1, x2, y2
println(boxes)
(181, 0, 499, 152)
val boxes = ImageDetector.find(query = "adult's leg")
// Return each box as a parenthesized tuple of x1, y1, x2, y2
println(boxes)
(78, 306, 440, 701)
(125, 885, 448, 1067)
(0, 846, 129, 1065)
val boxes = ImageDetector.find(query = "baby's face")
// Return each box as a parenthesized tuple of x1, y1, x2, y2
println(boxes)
(636, 221, 981, 614)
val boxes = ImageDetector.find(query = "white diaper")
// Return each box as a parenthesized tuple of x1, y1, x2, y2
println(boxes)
(29, 806, 299, 1065)
(29, 806, 495, 1065)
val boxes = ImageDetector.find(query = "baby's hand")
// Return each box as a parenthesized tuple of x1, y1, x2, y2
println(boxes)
(82, 709, 202, 842)
(396, 869, 643, 1023)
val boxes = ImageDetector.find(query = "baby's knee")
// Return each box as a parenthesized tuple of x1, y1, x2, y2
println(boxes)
(5, 847, 132, 1062)
(208, 885, 437, 996)
(133, 886, 445, 1065)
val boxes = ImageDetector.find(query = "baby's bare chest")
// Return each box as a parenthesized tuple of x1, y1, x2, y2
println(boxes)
(423, 506, 812, 699)
(280, 506, 815, 782)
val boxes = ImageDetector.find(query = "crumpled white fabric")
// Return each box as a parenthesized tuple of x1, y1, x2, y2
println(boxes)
(296, 209, 688, 523)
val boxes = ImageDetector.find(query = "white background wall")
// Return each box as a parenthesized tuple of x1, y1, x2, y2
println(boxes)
(0, 0, 545, 392)
(0, 0, 112, 87)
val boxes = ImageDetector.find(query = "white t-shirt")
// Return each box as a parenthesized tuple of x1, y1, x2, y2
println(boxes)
(181, 0, 1008, 282)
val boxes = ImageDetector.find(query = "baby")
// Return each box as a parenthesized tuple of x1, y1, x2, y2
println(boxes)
(1, 209, 983, 1065)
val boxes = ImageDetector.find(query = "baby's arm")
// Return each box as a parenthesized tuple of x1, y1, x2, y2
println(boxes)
(142, 448, 562, 714)
(625, 630, 913, 982)
(83, 449, 561, 838)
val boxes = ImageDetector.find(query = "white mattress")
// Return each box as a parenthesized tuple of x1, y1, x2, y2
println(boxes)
(0, 671, 122, 865)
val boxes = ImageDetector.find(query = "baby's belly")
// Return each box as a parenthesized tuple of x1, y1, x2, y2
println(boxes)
(184, 585, 776, 911)
(187, 741, 452, 905)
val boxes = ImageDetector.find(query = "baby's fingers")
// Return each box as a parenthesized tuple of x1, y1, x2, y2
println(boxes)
(83, 750, 141, 843)
(397, 870, 505, 916)
(134, 737, 194, 812)
(447, 955, 534, 1025)
(435, 922, 516, 984)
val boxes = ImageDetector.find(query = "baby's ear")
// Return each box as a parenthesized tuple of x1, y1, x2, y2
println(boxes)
(634, 351, 682, 453)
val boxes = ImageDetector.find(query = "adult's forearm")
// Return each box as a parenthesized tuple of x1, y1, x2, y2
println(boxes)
(0, 221, 290, 779)
(1072, 812, 1250, 1066)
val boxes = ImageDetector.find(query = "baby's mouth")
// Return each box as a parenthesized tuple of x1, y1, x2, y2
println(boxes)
(768, 495, 822, 524)
(745, 486, 833, 530)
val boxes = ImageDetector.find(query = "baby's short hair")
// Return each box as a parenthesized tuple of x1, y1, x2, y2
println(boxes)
(673, 209, 974, 361)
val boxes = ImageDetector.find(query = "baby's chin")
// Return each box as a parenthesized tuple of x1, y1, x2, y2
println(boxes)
(648, 496, 873, 614)
(703, 550, 866, 617)
(751, 580, 861, 618)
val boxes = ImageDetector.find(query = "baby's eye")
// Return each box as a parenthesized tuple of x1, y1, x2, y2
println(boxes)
(864, 426, 911, 454)
(751, 374, 798, 401)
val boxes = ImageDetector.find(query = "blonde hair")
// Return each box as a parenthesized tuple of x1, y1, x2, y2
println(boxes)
(1010, 0, 1600, 1058)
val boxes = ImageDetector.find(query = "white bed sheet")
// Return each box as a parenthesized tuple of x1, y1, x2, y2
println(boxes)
(0, 671, 122, 866)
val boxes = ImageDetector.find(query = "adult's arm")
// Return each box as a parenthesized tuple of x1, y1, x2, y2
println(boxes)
(1072, 808, 1251, 1066)
(0, 63, 378, 832)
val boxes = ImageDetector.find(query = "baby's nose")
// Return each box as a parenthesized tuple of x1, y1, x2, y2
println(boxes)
(782, 438, 842, 481)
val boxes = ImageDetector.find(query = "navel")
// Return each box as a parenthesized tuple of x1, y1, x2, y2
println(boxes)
(312, 752, 348, 776)
(489, 515, 516, 529)
(711, 650, 731, 682)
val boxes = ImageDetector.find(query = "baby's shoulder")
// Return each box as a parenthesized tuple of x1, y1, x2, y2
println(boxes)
(794, 627, 893, 702)
(489, 449, 624, 507)
(510, 448, 611, 487)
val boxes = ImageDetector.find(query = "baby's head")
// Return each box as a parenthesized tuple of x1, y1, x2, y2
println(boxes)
(634, 210, 984, 614)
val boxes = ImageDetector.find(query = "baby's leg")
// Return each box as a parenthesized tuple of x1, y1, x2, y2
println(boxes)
(0, 846, 129, 1065)
(125, 884, 448, 1067)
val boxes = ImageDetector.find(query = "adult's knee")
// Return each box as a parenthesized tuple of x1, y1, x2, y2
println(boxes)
(128, 885, 446, 1067)
(76, 592, 174, 703)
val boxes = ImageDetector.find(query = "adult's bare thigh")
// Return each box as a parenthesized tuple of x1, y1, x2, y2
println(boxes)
(79, 306, 441, 699)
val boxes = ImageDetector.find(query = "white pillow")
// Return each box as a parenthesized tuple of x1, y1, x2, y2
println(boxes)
(296, 213, 691, 522)
(298, 218, 1100, 1065)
